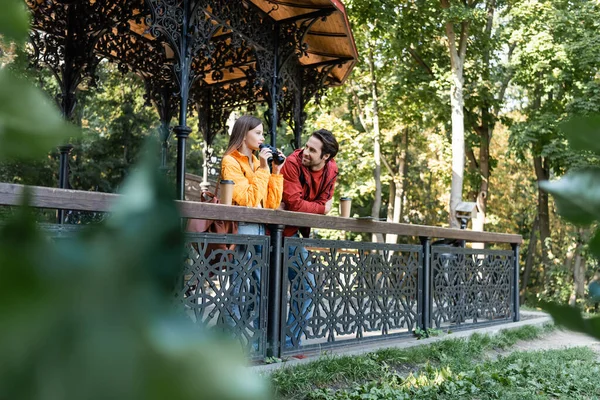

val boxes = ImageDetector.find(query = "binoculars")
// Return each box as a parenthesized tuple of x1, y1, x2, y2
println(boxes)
(259, 144, 285, 165)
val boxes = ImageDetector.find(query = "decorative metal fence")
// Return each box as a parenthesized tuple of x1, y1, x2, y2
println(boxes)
(35, 223, 520, 360)
(39, 222, 87, 238)
(280, 237, 422, 356)
(34, 222, 520, 360)
(430, 247, 515, 329)
(177, 232, 270, 361)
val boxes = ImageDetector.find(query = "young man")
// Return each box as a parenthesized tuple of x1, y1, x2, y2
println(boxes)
(281, 129, 339, 348)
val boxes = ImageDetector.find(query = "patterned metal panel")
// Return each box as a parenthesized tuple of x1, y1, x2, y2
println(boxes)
(281, 237, 422, 355)
(64, 210, 106, 225)
(178, 232, 270, 360)
(430, 247, 514, 329)
(38, 223, 85, 238)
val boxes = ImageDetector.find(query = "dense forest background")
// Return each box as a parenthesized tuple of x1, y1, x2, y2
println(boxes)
(2, 0, 600, 308)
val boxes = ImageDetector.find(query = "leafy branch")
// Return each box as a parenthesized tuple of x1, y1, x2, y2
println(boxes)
(540, 113, 600, 340)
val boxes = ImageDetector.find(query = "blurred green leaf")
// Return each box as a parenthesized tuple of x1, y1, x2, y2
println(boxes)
(588, 229, 600, 259)
(0, 142, 269, 400)
(0, 0, 30, 44)
(559, 114, 600, 155)
(539, 169, 600, 225)
(590, 280, 600, 302)
(0, 69, 80, 160)
(540, 302, 600, 341)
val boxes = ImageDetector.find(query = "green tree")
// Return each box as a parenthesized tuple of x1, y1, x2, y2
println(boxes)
(507, 0, 600, 298)
(70, 64, 158, 193)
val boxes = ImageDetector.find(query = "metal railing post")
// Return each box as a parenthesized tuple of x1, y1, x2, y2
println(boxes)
(511, 243, 520, 322)
(267, 224, 284, 357)
(57, 144, 73, 224)
(420, 236, 431, 331)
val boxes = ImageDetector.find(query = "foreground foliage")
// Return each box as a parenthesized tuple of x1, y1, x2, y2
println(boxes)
(539, 114, 600, 339)
(0, 4, 268, 399)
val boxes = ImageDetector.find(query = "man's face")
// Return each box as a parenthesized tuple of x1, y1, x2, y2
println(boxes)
(302, 136, 330, 171)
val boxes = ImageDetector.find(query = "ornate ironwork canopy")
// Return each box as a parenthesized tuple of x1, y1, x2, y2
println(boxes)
(26, 0, 357, 203)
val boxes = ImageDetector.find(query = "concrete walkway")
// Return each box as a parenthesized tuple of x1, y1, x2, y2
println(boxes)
(255, 310, 600, 373)
(489, 325, 600, 361)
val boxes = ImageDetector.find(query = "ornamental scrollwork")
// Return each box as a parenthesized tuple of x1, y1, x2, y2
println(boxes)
(27, 0, 143, 119)
(145, 0, 224, 97)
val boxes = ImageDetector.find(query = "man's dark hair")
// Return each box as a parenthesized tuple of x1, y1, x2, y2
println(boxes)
(311, 129, 338, 159)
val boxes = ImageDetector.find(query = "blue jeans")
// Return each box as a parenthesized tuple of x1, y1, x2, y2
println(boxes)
(285, 235, 315, 348)
(224, 222, 264, 350)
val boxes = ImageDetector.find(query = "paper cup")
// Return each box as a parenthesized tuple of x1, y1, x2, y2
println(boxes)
(339, 197, 352, 218)
(220, 180, 235, 205)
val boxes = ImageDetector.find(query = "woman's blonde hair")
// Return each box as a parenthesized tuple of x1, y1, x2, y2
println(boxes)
(224, 115, 263, 156)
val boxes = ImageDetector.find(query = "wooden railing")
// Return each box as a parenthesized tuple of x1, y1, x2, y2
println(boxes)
(0, 182, 522, 244)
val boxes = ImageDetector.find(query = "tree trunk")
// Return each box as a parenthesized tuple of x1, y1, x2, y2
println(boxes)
(441, 2, 469, 229)
(387, 180, 395, 222)
(385, 128, 408, 244)
(367, 42, 383, 242)
(521, 216, 539, 304)
(399, 127, 409, 221)
(569, 239, 586, 306)
(471, 121, 490, 247)
(533, 155, 551, 286)
(469, 0, 503, 236)
(474, 0, 494, 232)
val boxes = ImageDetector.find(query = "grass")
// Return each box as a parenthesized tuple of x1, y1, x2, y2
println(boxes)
(306, 347, 600, 400)
(270, 324, 571, 400)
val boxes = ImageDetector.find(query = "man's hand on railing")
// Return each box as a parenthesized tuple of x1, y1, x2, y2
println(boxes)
(324, 197, 333, 214)
(278, 201, 286, 211)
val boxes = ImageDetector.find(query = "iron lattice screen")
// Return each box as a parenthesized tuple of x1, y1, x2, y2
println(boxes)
(178, 232, 270, 360)
(281, 237, 422, 355)
(430, 247, 514, 329)
(38, 223, 86, 238)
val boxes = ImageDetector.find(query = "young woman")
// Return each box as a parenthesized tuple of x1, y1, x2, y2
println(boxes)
(221, 115, 285, 216)
(220, 115, 285, 350)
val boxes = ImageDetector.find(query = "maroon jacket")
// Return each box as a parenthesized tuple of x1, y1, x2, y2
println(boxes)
(282, 149, 338, 237)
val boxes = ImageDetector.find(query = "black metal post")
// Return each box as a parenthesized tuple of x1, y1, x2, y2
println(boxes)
(420, 236, 431, 331)
(57, 144, 73, 224)
(157, 87, 173, 174)
(270, 25, 280, 147)
(512, 243, 520, 322)
(174, 0, 192, 201)
(174, 125, 191, 200)
(267, 224, 284, 357)
(159, 120, 170, 173)
(293, 77, 303, 150)
(55, 5, 79, 224)
(196, 88, 214, 190)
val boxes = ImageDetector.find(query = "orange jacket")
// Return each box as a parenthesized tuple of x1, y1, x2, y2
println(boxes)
(221, 150, 283, 209)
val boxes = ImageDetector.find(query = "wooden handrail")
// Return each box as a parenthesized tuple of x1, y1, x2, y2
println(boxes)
(0, 182, 522, 244)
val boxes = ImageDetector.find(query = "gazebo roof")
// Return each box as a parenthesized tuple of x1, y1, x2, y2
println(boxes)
(249, 0, 357, 86)
(28, 0, 357, 94)
(124, 0, 357, 92)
